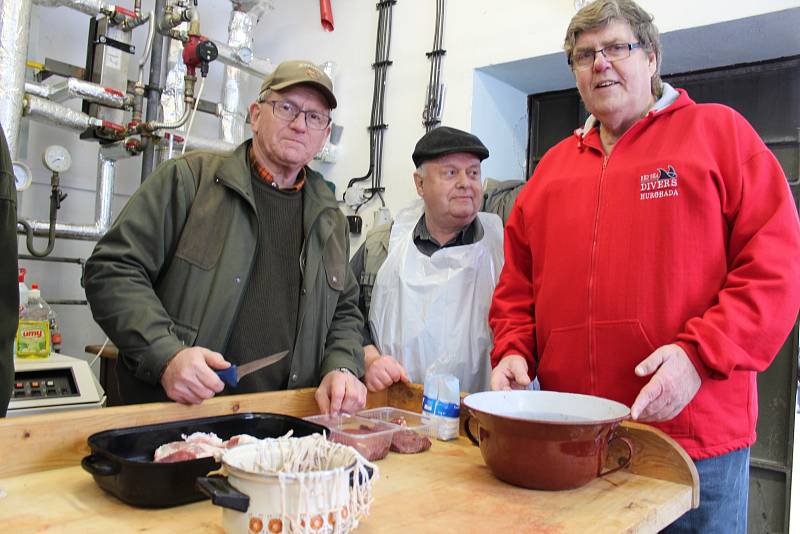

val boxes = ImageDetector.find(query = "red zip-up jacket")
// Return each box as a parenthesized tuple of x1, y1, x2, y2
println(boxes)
(489, 89, 800, 459)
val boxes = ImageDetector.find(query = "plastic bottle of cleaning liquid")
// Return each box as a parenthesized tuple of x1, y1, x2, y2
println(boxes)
(16, 283, 52, 359)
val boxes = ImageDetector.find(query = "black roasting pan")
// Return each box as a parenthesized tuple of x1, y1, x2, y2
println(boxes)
(81, 412, 327, 508)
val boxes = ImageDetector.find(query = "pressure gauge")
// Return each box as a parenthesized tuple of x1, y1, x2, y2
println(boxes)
(11, 160, 32, 191)
(43, 145, 72, 173)
(236, 46, 253, 65)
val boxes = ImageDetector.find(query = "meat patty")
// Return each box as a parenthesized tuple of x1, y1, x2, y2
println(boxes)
(390, 430, 432, 454)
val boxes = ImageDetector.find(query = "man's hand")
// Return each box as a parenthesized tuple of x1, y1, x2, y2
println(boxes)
(160, 346, 230, 405)
(315, 369, 367, 415)
(365, 354, 410, 392)
(631, 344, 701, 422)
(490, 355, 532, 391)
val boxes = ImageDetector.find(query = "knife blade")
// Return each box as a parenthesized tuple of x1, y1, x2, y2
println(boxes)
(215, 350, 290, 387)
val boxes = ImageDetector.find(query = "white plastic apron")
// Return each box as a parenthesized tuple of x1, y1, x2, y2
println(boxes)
(368, 201, 504, 393)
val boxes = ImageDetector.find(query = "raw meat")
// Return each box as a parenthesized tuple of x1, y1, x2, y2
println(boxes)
(153, 431, 259, 463)
(390, 430, 432, 454)
(224, 434, 259, 448)
(153, 441, 220, 463)
(337, 426, 391, 461)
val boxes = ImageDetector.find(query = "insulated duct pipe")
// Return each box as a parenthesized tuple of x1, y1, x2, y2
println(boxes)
(212, 39, 273, 79)
(25, 79, 129, 109)
(158, 133, 236, 154)
(0, 0, 33, 159)
(220, 6, 257, 144)
(19, 152, 116, 240)
(32, 0, 110, 17)
(23, 94, 104, 131)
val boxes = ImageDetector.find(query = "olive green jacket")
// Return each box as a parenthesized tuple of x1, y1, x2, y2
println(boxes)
(0, 124, 17, 416)
(84, 142, 364, 404)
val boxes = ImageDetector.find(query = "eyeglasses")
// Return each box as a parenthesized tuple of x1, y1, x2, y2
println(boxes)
(569, 42, 643, 70)
(262, 99, 331, 130)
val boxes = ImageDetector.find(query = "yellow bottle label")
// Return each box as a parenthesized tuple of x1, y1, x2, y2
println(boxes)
(16, 320, 51, 358)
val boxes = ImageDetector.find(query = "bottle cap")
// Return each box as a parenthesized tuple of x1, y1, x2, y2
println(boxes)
(18, 267, 26, 283)
(31, 283, 39, 289)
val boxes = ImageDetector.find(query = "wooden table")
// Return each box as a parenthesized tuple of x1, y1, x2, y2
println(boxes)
(0, 384, 698, 533)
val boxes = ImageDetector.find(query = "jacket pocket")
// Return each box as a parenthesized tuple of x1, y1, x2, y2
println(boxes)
(593, 320, 653, 406)
(538, 325, 591, 393)
(175, 174, 233, 270)
(593, 320, 694, 438)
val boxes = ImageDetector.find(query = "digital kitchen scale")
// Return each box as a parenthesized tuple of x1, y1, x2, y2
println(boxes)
(7, 353, 106, 417)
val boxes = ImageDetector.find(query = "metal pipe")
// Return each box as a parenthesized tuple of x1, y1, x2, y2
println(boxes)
(148, 99, 191, 131)
(19, 153, 116, 240)
(67, 78, 129, 109)
(158, 133, 236, 154)
(220, 7, 256, 144)
(212, 39, 273, 79)
(17, 170, 60, 256)
(137, 11, 155, 85)
(141, 0, 168, 182)
(0, 0, 33, 159)
(24, 81, 58, 99)
(32, 0, 110, 16)
(24, 94, 103, 131)
(26, 78, 129, 109)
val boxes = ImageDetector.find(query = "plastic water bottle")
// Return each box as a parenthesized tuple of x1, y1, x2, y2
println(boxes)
(16, 284, 52, 359)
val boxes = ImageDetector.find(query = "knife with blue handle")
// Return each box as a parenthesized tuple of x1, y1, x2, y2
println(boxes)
(215, 350, 290, 387)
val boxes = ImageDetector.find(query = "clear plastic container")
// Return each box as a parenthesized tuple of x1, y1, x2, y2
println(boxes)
(357, 407, 434, 455)
(304, 414, 397, 461)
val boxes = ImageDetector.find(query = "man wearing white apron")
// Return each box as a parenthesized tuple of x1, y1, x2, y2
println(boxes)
(349, 127, 504, 393)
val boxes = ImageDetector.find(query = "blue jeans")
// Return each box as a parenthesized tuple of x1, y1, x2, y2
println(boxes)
(661, 447, 750, 534)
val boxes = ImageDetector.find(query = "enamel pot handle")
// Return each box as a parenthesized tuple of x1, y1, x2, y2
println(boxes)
(463, 410, 480, 446)
(196, 475, 250, 513)
(598, 435, 634, 478)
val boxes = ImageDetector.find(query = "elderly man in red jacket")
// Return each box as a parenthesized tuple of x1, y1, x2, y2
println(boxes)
(488, 1, 800, 533)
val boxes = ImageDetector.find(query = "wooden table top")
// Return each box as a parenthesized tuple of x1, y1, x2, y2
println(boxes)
(0, 384, 698, 533)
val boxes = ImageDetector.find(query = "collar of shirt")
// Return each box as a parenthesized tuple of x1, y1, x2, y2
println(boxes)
(248, 143, 306, 192)
(412, 214, 483, 257)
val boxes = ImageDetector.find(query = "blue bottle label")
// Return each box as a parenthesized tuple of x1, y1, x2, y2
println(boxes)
(422, 394, 460, 418)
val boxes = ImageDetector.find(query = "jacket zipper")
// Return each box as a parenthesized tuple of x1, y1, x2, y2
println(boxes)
(587, 154, 609, 395)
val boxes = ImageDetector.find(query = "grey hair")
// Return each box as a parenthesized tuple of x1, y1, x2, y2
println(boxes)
(564, 0, 662, 97)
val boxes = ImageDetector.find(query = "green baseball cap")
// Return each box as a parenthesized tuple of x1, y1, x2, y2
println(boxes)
(258, 60, 337, 109)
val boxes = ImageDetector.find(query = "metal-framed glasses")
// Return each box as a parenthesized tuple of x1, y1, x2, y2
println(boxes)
(569, 42, 643, 70)
(263, 99, 331, 130)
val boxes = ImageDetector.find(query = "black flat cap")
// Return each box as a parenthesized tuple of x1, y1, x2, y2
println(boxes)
(412, 126, 490, 167)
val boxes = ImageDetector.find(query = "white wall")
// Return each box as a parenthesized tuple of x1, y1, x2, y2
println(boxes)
(14, 0, 799, 366)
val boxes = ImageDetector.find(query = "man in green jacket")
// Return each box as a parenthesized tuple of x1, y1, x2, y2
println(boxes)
(0, 123, 17, 416)
(84, 60, 366, 414)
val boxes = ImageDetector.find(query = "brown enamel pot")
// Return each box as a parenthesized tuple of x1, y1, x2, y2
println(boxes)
(463, 390, 633, 491)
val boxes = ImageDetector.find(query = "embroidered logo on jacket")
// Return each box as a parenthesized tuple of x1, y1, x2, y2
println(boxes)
(640, 165, 679, 200)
